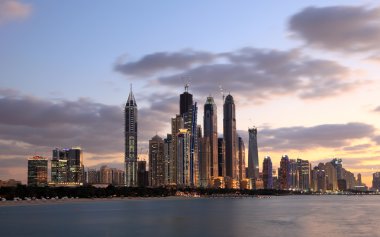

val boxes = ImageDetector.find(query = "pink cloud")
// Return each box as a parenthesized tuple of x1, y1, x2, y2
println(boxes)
(0, 0, 32, 25)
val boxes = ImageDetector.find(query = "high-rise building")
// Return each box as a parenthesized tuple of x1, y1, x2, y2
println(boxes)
(311, 163, 326, 192)
(149, 135, 165, 187)
(203, 96, 218, 179)
(223, 94, 237, 180)
(297, 159, 310, 191)
(357, 173, 362, 186)
(324, 162, 337, 191)
(137, 161, 149, 187)
(171, 115, 184, 184)
(177, 129, 191, 186)
(217, 138, 225, 177)
(248, 127, 259, 179)
(27, 156, 48, 187)
(238, 136, 246, 181)
(51, 147, 84, 184)
(163, 134, 174, 186)
(199, 136, 211, 187)
(180, 84, 193, 116)
(279, 155, 290, 190)
(331, 158, 343, 180)
(372, 172, 380, 190)
(289, 159, 298, 189)
(125, 86, 138, 187)
(179, 86, 198, 187)
(262, 156, 273, 189)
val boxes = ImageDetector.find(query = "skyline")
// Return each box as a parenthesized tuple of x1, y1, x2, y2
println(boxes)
(1, 0, 380, 185)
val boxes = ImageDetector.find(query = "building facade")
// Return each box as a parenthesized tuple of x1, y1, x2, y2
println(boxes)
(223, 94, 237, 180)
(125, 86, 138, 187)
(247, 127, 259, 179)
(27, 156, 48, 187)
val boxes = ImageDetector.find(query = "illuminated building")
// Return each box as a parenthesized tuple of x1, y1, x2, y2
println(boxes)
(279, 155, 290, 190)
(262, 156, 273, 189)
(297, 159, 310, 191)
(289, 159, 298, 189)
(125, 85, 138, 187)
(163, 134, 174, 186)
(217, 138, 225, 177)
(238, 136, 246, 181)
(27, 156, 48, 187)
(149, 135, 165, 187)
(171, 114, 184, 184)
(177, 129, 191, 186)
(372, 172, 380, 190)
(223, 94, 237, 180)
(203, 96, 218, 179)
(51, 147, 84, 184)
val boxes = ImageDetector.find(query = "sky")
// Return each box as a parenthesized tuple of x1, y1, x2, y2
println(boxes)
(1, 0, 380, 186)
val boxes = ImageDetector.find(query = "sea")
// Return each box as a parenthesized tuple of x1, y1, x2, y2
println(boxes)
(0, 195, 378, 237)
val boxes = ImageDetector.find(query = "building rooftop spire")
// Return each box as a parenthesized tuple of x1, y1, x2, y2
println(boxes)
(126, 83, 137, 107)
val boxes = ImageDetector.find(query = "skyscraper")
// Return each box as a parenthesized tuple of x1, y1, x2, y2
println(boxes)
(279, 155, 290, 190)
(163, 134, 174, 186)
(289, 159, 298, 189)
(203, 96, 218, 179)
(372, 172, 380, 190)
(125, 86, 138, 187)
(218, 138, 225, 177)
(180, 84, 193, 116)
(178, 85, 198, 187)
(248, 127, 259, 179)
(171, 114, 184, 184)
(223, 94, 237, 180)
(238, 136, 246, 181)
(137, 161, 149, 187)
(297, 159, 311, 191)
(27, 156, 48, 187)
(177, 128, 191, 186)
(262, 156, 273, 189)
(149, 135, 164, 187)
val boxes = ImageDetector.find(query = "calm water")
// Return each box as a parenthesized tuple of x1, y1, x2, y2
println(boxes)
(0, 195, 379, 237)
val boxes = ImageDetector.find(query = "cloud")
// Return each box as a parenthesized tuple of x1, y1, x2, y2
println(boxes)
(373, 106, 380, 112)
(238, 123, 375, 152)
(116, 47, 362, 101)
(0, 89, 177, 166)
(373, 135, 380, 144)
(343, 144, 372, 151)
(0, 0, 32, 25)
(115, 49, 215, 77)
(288, 5, 380, 53)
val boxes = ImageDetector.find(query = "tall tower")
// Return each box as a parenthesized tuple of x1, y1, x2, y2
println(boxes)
(203, 96, 218, 179)
(238, 136, 246, 181)
(125, 85, 138, 187)
(180, 84, 193, 116)
(223, 94, 237, 179)
(149, 135, 164, 187)
(262, 156, 273, 189)
(248, 127, 259, 179)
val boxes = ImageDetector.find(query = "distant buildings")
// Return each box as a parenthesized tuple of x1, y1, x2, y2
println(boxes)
(125, 86, 138, 187)
(27, 156, 48, 187)
(86, 166, 125, 186)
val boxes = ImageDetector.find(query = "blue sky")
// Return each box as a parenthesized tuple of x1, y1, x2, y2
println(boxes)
(1, 0, 380, 184)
